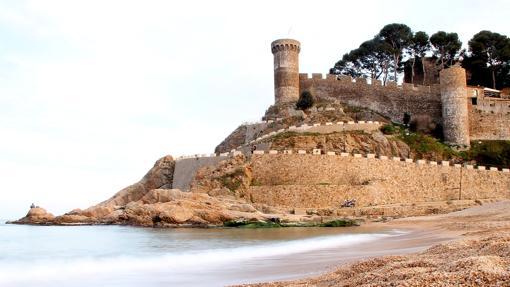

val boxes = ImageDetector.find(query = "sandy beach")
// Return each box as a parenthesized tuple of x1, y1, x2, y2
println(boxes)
(241, 200, 510, 286)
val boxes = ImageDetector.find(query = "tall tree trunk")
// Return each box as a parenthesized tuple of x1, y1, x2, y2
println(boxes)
(440, 48, 445, 70)
(492, 68, 496, 89)
(383, 62, 388, 85)
(411, 57, 416, 85)
(421, 57, 427, 85)
(394, 54, 399, 82)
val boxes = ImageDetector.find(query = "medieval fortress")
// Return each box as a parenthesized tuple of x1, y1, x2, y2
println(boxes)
(168, 39, 510, 210)
(272, 39, 510, 147)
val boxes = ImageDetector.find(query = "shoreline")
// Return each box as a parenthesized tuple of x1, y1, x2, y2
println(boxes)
(240, 200, 510, 286)
(0, 223, 452, 287)
(234, 226, 459, 286)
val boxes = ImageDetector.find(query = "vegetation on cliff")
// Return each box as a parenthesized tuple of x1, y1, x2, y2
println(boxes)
(381, 123, 510, 167)
(296, 91, 314, 110)
(461, 140, 510, 168)
(396, 128, 459, 161)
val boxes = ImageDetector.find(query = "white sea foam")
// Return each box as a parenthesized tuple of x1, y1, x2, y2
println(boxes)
(0, 232, 396, 285)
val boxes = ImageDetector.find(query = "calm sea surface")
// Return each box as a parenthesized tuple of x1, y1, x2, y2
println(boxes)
(0, 221, 446, 287)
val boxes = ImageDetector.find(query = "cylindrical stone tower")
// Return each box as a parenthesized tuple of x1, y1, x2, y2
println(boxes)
(271, 39, 300, 104)
(440, 65, 470, 147)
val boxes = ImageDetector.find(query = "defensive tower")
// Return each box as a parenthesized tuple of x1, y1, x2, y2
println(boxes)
(440, 65, 470, 147)
(271, 39, 301, 104)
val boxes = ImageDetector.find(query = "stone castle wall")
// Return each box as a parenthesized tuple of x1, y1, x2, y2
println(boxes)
(467, 87, 510, 140)
(172, 155, 229, 191)
(247, 154, 510, 208)
(282, 39, 510, 144)
(469, 107, 510, 140)
(298, 73, 443, 124)
(474, 96, 510, 114)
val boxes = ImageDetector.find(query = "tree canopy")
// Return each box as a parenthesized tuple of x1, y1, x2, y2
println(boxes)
(466, 30, 510, 89)
(407, 31, 430, 84)
(378, 23, 413, 81)
(330, 24, 510, 90)
(429, 31, 462, 69)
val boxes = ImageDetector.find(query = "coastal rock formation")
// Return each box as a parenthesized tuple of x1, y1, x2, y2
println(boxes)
(99, 155, 176, 207)
(19, 187, 273, 227)
(190, 155, 252, 197)
(10, 155, 283, 227)
(12, 207, 55, 224)
(215, 125, 247, 154)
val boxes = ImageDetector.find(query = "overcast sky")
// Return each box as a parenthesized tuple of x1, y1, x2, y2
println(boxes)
(1, 0, 509, 219)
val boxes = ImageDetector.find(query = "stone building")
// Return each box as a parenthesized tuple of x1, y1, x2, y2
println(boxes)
(403, 57, 440, 86)
(271, 38, 510, 147)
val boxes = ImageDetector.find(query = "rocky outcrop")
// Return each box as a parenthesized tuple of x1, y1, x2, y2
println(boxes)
(10, 207, 55, 224)
(190, 155, 252, 198)
(9, 155, 284, 227)
(13, 188, 275, 227)
(216, 100, 390, 154)
(98, 155, 175, 207)
(215, 125, 247, 154)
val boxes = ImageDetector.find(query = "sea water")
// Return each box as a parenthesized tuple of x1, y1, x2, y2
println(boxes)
(0, 222, 443, 287)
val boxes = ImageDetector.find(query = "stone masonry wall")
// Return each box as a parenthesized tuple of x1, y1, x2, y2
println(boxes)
(299, 73, 443, 124)
(247, 154, 510, 208)
(475, 96, 510, 114)
(469, 108, 510, 140)
(172, 156, 228, 191)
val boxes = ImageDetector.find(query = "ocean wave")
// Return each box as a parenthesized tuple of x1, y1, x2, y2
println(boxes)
(0, 231, 397, 285)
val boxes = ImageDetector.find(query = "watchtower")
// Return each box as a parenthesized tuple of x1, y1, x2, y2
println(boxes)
(271, 39, 301, 104)
(440, 65, 470, 147)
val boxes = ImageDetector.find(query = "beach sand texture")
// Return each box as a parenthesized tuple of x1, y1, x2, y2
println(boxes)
(241, 201, 510, 287)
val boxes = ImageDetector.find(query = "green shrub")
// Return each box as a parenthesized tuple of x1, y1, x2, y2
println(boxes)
(464, 140, 510, 168)
(398, 131, 458, 159)
(380, 124, 397, 135)
(319, 219, 359, 227)
(223, 220, 282, 228)
(296, 91, 314, 110)
(217, 168, 245, 192)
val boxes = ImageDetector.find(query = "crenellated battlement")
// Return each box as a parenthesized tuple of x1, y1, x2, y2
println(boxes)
(271, 39, 301, 53)
(299, 73, 440, 95)
(298, 72, 443, 123)
(273, 39, 510, 145)
(173, 148, 510, 193)
(247, 153, 510, 209)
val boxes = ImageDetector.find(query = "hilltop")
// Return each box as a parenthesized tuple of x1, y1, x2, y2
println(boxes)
(10, 38, 510, 228)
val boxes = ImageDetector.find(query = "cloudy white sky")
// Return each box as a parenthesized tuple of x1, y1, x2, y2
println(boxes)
(1, 0, 509, 219)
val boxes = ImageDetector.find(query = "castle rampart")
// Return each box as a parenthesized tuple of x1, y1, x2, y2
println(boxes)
(274, 38, 510, 145)
(246, 154, 510, 208)
(469, 107, 510, 140)
(298, 73, 443, 124)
